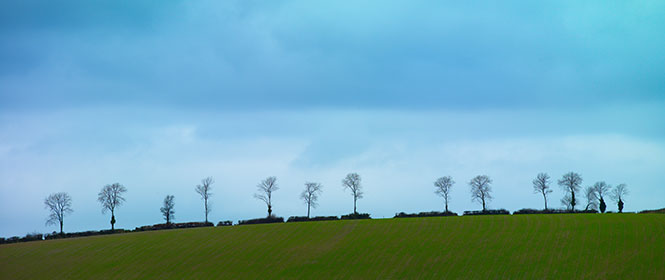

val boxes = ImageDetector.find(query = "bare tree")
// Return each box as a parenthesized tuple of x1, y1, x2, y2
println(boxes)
(160, 195, 175, 224)
(255, 176, 279, 217)
(557, 172, 582, 211)
(195, 177, 214, 223)
(469, 175, 493, 211)
(434, 176, 454, 213)
(561, 194, 573, 210)
(592, 181, 611, 213)
(301, 182, 323, 218)
(611, 184, 629, 213)
(44, 192, 73, 234)
(342, 173, 363, 214)
(532, 173, 552, 210)
(98, 183, 127, 230)
(583, 186, 598, 211)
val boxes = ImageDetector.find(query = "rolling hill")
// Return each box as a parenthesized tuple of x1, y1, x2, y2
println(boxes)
(1, 214, 663, 279)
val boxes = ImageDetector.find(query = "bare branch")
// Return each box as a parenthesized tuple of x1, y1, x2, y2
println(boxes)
(342, 173, 363, 214)
(301, 182, 323, 218)
(532, 172, 552, 210)
(434, 176, 454, 212)
(160, 195, 175, 224)
(469, 175, 493, 211)
(97, 183, 126, 230)
(557, 172, 582, 211)
(44, 192, 73, 233)
(255, 176, 278, 216)
(195, 177, 214, 223)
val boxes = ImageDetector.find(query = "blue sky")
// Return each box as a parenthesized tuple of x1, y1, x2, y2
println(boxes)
(1, 1, 664, 237)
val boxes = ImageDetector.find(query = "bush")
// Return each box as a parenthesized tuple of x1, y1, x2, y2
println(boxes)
(21, 232, 43, 242)
(217, 220, 233, 226)
(640, 208, 665, 214)
(238, 216, 284, 225)
(340, 213, 371, 220)
(463, 209, 511, 216)
(135, 222, 214, 232)
(286, 216, 339, 223)
(512, 209, 598, 215)
(309, 216, 339, 221)
(513, 209, 567, 215)
(44, 229, 130, 240)
(394, 211, 458, 218)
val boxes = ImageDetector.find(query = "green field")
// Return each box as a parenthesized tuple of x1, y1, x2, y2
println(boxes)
(1, 214, 663, 279)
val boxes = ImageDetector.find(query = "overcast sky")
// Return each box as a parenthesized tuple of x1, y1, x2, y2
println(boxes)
(1, 0, 664, 237)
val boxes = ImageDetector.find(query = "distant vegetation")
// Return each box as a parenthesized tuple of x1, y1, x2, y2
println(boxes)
(639, 208, 665, 214)
(2, 170, 639, 242)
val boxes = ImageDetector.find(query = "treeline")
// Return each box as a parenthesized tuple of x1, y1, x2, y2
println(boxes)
(5, 171, 638, 244)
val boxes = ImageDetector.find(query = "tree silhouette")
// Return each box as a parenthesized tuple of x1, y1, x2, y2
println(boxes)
(561, 194, 573, 210)
(592, 181, 611, 213)
(611, 184, 628, 213)
(44, 192, 73, 234)
(342, 173, 363, 214)
(532, 173, 552, 210)
(160, 195, 175, 224)
(583, 186, 598, 211)
(195, 177, 214, 223)
(558, 172, 582, 211)
(255, 176, 279, 217)
(98, 183, 127, 230)
(434, 176, 454, 212)
(300, 182, 323, 218)
(469, 175, 493, 211)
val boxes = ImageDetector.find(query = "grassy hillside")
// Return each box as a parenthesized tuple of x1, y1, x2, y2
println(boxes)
(1, 214, 663, 279)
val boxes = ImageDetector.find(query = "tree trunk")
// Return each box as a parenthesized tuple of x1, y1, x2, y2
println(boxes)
(618, 199, 624, 213)
(571, 192, 576, 211)
(204, 199, 208, 223)
(307, 203, 311, 218)
(445, 202, 448, 213)
(60, 220, 63, 234)
(111, 209, 115, 230)
(268, 205, 272, 217)
(353, 196, 357, 214)
(543, 194, 548, 210)
(482, 199, 486, 211)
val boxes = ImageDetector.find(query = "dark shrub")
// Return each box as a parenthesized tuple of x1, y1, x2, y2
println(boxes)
(7, 236, 21, 243)
(394, 211, 458, 218)
(217, 220, 233, 226)
(640, 208, 665, 214)
(309, 216, 339, 221)
(340, 213, 371, 220)
(0, 237, 5, 244)
(463, 209, 511, 216)
(512, 209, 598, 215)
(135, 222, 214, 232)
(21, 233, 43, 242)
(513, 209, 565, 214)
(599, 198, 607, 213)
(286, 216, 309, 222)
(238, 216, 284, 225)
(618, 199, 624, 213)
(44, 229, 129, 240)
(287, 216, 339, 222)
